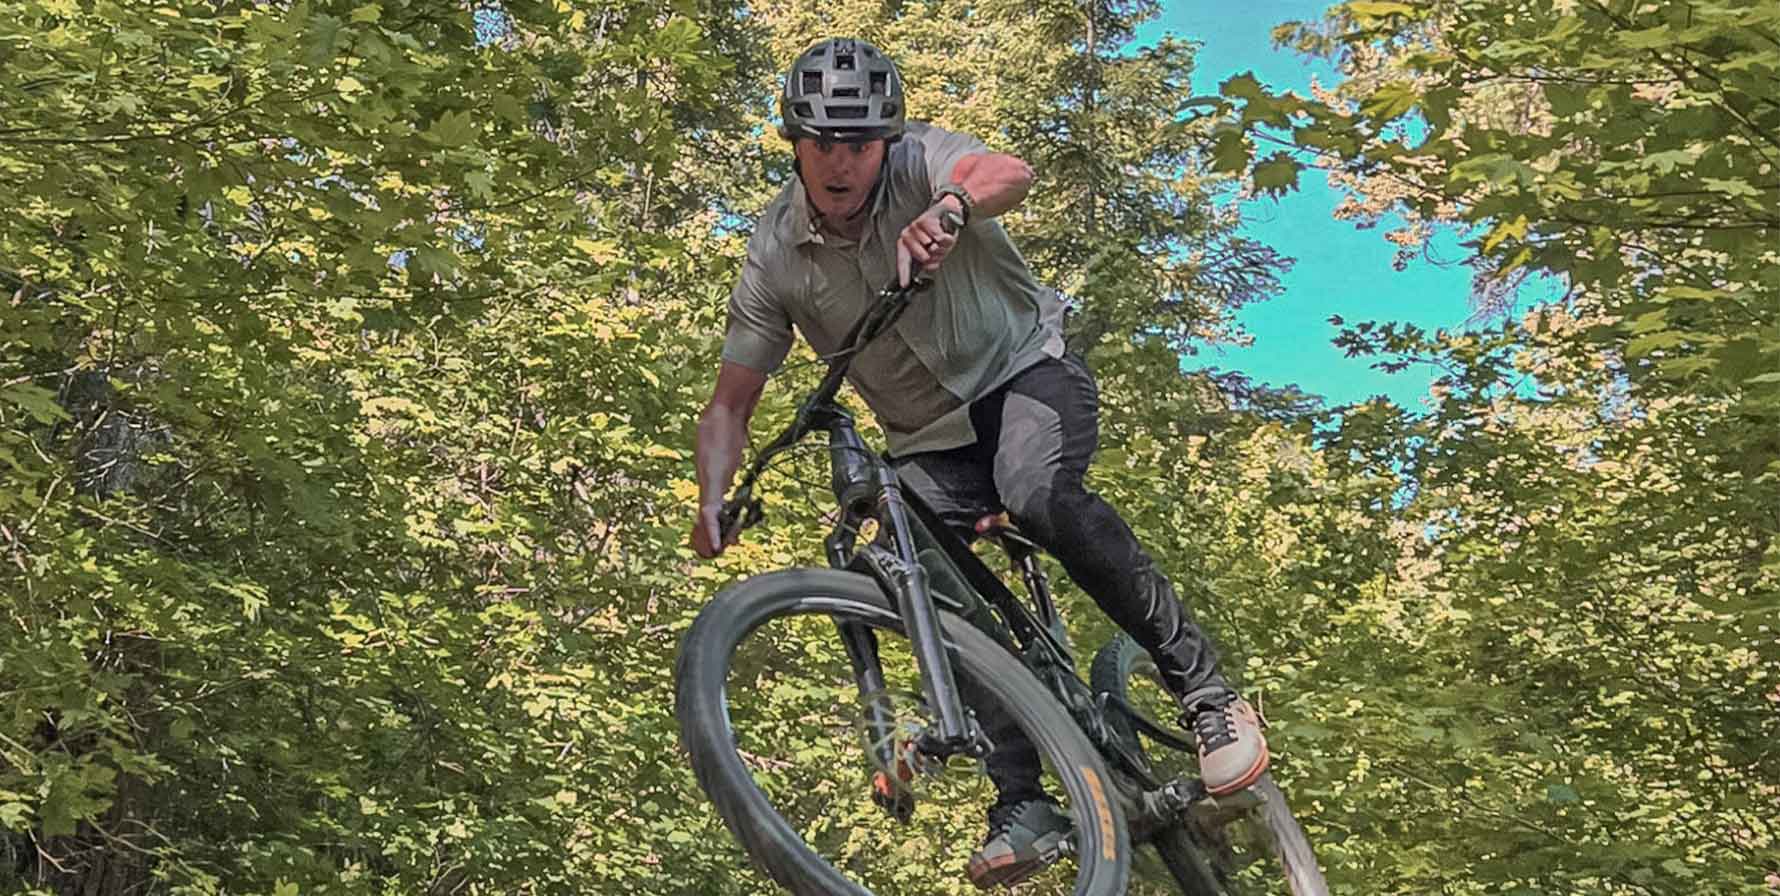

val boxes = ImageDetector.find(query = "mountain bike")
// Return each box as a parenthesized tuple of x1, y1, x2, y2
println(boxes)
(674, 245, 1330, 895)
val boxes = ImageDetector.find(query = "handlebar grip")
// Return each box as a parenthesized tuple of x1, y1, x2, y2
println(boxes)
(719, 495, 762, 544)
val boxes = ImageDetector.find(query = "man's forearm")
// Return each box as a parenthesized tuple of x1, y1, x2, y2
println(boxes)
(943, 153, 1035, 220)
(694, 404, 749, 508)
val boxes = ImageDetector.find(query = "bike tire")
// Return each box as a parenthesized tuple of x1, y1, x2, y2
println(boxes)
(1090, 634, 1328, 896)
(676, 568, 1131, 896)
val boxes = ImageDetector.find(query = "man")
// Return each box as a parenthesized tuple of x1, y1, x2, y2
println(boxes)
(690, 37, 1268, 888)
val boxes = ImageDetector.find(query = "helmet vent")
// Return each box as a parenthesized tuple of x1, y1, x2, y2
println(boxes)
(828, 105, 868, 120)
(801, 71, 823, 94)
(792, 102, 814, 117)
(870, 71, 888, 95)
(832, 87, 860, 98)
(835, 53, 856, 71)
(882, 103, 897, 117)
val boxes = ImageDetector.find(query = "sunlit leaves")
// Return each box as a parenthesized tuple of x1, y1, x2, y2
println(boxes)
(0, 0, 760, 892)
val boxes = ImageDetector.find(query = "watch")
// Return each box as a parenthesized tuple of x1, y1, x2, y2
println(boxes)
(933, 184, 974, 227)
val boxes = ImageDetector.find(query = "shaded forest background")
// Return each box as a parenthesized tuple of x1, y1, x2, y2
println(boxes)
(1, 0, 1775, 893)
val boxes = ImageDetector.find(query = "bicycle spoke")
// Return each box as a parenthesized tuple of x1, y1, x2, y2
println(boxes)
(721, 605, 1102, 895)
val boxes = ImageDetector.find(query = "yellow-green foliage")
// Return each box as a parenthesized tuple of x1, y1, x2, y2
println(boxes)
(2, 0, 1774, 895)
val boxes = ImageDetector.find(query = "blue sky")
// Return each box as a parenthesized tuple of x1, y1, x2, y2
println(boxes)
(1137, 1, 1477, 411)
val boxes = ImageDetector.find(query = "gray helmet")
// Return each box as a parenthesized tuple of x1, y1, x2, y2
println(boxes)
(778, 38, 905, 142)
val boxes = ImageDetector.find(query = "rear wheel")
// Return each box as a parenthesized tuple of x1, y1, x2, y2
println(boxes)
(1090, 634, 1328, 896)
(676, 569, 1131, 895)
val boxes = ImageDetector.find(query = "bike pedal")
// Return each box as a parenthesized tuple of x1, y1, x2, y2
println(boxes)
(1187, 781, 1262, 826)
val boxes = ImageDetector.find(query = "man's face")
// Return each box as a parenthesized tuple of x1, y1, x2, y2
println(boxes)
(795, 137, 886, 222)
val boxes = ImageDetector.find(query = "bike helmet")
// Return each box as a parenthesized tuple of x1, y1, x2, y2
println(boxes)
(778, 38, 905, 143)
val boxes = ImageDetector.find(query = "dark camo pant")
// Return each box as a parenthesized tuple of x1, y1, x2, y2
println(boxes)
(892, 352, 1227, 808)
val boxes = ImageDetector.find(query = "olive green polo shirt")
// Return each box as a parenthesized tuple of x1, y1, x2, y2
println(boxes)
(722, 121, 1065, 457)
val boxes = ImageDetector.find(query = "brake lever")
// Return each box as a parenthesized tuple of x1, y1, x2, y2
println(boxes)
(718, 492, 764, 545)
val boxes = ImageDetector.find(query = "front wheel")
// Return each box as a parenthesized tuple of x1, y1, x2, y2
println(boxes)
(1091, 634, 1329, 896)
(676, 568, 1130, 896)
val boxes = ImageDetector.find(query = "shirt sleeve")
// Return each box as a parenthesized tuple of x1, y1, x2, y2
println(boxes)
(721, 249, 794, 374)
(912, 123, 990, 198)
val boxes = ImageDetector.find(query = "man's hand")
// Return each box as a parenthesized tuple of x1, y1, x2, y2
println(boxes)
(896, 201, 962, 287)
(691, 501, 733, 559)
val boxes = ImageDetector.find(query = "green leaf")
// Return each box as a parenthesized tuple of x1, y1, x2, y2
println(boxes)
(1420, 86, 1461, 132)
(1642, 149, 1697, 175)
(426, 110, 478, 146)
(1620, 25, 1677, 50)
(1, 384, 70, 424)
(1626, 332, 1685, 356)
(304, 13, 344, 67)
(0, 802, 30, 831)
(465, 170, 495, 201)
(1545, 16, 1585, 42)
(1345, 1, 1417, 21)
(1449, 154, 1534, 187)
(1481, 215, 1528, 253)
(1700, 177, 1761, 198)
(1219, 72, 1266, 102)
(1544, 83, 1591, 117)
(1209, 128, 1250, 175)
(1252, 152, 1301, 198)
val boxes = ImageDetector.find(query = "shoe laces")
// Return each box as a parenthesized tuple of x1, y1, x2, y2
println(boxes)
(1190, 695, 1239, 752)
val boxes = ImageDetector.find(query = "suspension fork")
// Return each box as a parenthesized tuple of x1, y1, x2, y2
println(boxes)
(831, 543, 979, 761)
(820, 409, 981, 758)
(870, 474, 980, 755)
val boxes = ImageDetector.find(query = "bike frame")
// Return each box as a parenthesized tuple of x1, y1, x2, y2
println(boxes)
(705, 256, 1332, 896)
(717, 271, 1180, 787)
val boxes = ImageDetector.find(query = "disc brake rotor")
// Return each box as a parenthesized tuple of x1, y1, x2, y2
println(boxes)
(854, 689, 983, 804)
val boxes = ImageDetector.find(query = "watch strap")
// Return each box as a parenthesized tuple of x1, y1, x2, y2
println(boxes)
(933, 184, 974, 227)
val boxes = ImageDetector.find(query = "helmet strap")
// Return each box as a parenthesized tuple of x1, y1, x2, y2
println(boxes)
(846, 153, 890, 223)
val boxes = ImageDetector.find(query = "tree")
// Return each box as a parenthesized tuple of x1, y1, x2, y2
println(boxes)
(1204, 1, 1779, 890)
(1, 1, 765, 892)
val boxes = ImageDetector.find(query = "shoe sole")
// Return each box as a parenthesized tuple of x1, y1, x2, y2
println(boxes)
(967, 829, 1068, 889)
(1205, 747, 1270, 798)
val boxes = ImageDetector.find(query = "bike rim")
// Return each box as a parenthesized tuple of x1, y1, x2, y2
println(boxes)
(713, 591, 1112, 895)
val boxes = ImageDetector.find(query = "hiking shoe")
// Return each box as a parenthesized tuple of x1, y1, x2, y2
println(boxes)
(966, 799, 1072, 889)
(1184, 691, 1269, 796)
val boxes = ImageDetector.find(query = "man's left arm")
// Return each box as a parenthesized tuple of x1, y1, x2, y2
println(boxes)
(937, 152, 1034, 220)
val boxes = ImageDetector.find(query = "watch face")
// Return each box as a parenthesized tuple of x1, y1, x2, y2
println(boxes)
(937, 186, 972, 223)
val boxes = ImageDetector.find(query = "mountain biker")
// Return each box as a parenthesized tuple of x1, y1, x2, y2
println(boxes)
(690, 37, 1269, 888)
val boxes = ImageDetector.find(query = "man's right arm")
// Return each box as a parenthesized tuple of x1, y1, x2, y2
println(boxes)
(691, 361, 769, 558)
